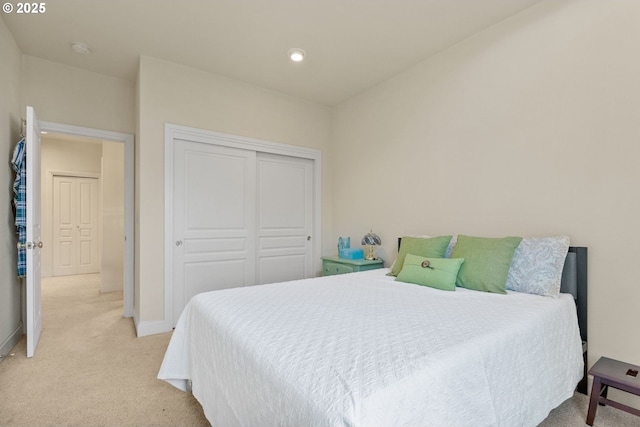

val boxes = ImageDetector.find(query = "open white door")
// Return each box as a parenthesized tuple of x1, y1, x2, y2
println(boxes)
(25, 106, 43, 358)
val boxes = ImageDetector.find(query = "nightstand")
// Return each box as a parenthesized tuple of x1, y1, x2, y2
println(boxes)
(321, 256, 384, 276)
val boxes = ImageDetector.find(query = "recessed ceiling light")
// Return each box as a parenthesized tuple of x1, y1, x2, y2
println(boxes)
(71, 42, 92, 55)
(287, 48, 305, 62)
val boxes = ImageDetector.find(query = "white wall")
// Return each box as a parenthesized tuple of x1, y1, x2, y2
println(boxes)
(332, 0, 640, 405)
(136, 56, 333, 324)
(0, 16, 24, 358)
(101, 142, 124, 293)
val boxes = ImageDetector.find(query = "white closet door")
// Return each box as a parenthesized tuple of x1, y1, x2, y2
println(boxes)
(172, 140, 256, 325)
(256, 153, 313, 284)
(52, 176, 99, 276)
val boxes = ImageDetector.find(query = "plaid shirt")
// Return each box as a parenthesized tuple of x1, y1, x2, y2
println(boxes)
(11, 138, 26, 278)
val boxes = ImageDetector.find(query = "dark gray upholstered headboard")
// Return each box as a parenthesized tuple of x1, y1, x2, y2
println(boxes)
(560, 246, 589, 395)
(562, 247, 588, 343)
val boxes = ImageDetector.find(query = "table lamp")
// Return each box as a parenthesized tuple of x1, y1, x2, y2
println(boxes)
(361, 230, 381, 260)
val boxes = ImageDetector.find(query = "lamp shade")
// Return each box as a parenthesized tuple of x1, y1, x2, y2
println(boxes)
(361, 231, 381, 246)
(362, 231, 381, 260)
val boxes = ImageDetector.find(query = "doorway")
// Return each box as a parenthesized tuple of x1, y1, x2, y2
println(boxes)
(38, 121, 134, 318)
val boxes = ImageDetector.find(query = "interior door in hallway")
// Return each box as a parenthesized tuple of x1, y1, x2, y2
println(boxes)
(256, 153, 313, 284)
(52, 176, 100, 276)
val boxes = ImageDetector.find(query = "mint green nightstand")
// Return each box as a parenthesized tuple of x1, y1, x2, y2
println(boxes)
(321, 256, 384, 276)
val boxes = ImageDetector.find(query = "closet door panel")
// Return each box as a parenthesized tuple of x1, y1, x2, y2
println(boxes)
(173, 140, 256, 325)
(256, 153, 313, 285)
(184, 153, 248, 230)
(184, 259, 248, 297)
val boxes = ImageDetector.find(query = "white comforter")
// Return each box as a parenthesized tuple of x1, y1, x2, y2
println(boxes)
(158, 269, 583, 427)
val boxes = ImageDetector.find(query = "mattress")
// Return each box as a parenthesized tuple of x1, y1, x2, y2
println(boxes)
(158, 268, 584, 427)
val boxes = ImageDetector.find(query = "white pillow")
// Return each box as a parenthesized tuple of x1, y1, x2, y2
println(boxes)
(506, 236, 570, 297)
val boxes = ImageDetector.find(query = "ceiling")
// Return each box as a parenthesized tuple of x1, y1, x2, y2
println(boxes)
(3, 0, 543, 106)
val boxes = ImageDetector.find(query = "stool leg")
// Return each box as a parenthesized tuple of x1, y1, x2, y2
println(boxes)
(586, 377, 602, 426)
(599, 384, 608, 406)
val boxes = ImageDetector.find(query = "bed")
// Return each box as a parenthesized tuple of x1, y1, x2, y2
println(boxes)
(158, 237, 587, 427)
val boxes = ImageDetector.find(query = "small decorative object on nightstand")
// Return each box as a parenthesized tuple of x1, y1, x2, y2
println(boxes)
(338, 236, 350, 252)
(322, 256, 384, 276)
(361, 230, 381, 260)
(586, 356, 640, 426)
(337, 236, 364, 259)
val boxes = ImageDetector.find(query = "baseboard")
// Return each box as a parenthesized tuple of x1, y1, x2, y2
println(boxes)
(133, 313, 172, 337)
(0, 323, 23, 361)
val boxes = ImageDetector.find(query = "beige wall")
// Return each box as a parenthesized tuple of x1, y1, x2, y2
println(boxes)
(40, 137, 102, 277)
(101, 142, 125, 293)
(0, 16, 24, 357)
(332, 0, 640, 403)
(136, 57, 332, 321)
(21, 55, 135, 134)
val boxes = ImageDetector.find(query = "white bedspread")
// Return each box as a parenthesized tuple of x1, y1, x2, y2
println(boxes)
(158, 269, 583, 427)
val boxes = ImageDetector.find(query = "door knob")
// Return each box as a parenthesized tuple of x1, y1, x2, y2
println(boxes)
(17, 242, 41, 249)
(175, 240, 183, 246)
(307, 236, 311, 241)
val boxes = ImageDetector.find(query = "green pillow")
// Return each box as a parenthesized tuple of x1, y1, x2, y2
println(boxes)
(450, 235, 523, 294)
(396, 254, 464, 291)
(389, 235, 452, 277)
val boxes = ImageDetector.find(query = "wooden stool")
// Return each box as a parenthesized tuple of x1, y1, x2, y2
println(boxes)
(586, 356, 640, 426)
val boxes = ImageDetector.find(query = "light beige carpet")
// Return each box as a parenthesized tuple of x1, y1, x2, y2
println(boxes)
(0, 274, 638, 427)
(0, 274, 209, 427)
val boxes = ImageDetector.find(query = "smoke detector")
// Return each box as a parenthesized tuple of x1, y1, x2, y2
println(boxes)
(71, 42, 92, 55)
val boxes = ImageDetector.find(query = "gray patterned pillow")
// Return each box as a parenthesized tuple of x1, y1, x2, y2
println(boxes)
(506, 236, 570, 297)
(444, 235, 457, 258)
